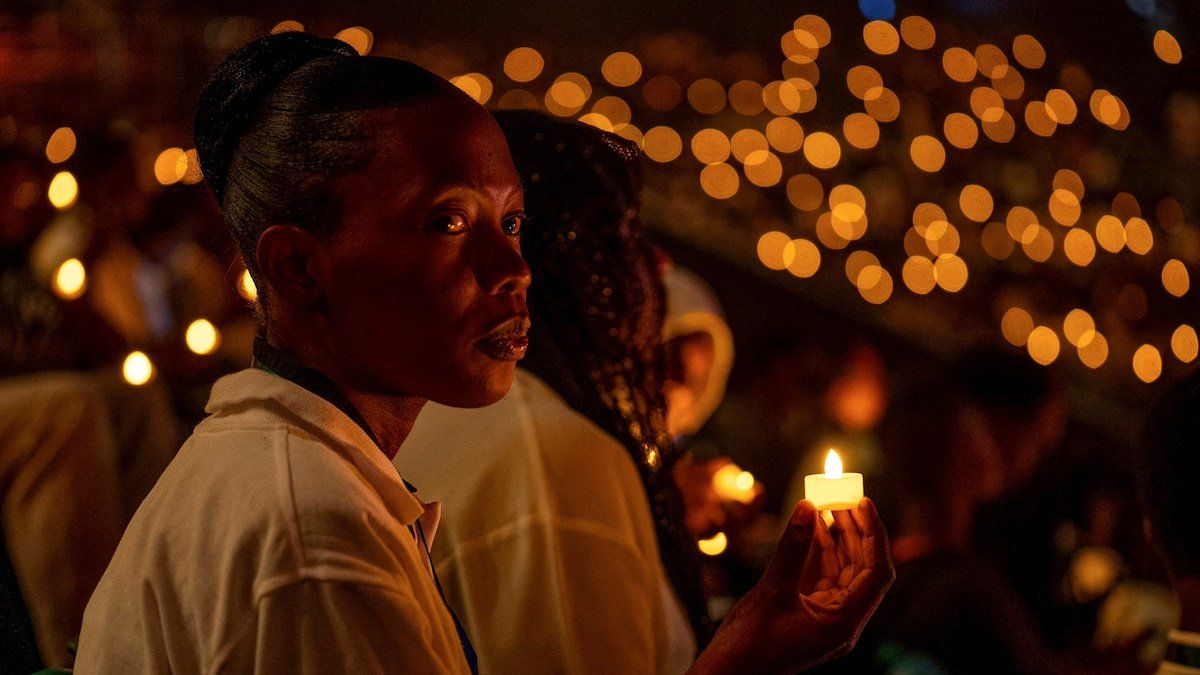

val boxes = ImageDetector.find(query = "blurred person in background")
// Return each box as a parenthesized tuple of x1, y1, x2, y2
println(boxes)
(660, 262, 764, 542)
(818, 383, 1082, 674)
(1139, 371, 1200, 674)
(399, 111, 894, 674)
(958, 345, 1131, 652)
(0, 143, 128, 671)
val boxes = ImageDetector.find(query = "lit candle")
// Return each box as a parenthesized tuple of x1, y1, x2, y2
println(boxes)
(804, 449, 864, 511)
(711, 463, 757, 505)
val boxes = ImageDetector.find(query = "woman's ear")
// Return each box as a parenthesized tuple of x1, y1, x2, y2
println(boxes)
(255, 224, 324, 307)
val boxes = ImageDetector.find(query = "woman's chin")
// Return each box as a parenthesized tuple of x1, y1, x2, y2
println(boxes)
(433, 362, 517, 409)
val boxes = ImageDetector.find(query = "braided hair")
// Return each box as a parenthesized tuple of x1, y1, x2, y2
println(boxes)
(497, 110, 713, 647)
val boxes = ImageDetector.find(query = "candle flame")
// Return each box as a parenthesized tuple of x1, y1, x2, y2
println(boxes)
(825, 449, 843, 478)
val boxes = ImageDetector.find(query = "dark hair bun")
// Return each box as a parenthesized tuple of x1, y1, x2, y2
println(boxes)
(195, 31, 356, 200)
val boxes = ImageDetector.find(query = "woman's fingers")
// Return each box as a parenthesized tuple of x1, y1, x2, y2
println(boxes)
(842, 498, 896, 613)
(763, 500, 819, 588)
(832, 510, 863, 564)
(851, 498, 893, 572)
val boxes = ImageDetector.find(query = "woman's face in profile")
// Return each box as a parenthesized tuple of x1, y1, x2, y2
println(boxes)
(318, 98, 531, 407)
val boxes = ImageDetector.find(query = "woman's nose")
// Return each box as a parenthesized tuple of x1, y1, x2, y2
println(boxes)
(477, 235, 531, 295)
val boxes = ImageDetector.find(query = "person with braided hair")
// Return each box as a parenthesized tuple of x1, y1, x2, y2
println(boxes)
(399, 111, 894, 674)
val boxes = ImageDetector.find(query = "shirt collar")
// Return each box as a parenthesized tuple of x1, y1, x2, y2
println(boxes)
(251, 336, 420, 493)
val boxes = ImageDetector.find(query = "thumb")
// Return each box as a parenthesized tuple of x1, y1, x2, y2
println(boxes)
(763, 500, 818, 585)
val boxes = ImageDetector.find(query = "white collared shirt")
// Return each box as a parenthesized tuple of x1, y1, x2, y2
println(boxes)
(76, 369, 471, 674)
(398, 369, 696, 675)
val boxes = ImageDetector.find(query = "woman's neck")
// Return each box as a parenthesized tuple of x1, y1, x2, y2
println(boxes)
(341, 390, 426, 460)
(267, 330, 426, 459)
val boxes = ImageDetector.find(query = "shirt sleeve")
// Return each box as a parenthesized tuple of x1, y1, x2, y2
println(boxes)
(221, 578, 471, 675)
(439, 516, 665, 675)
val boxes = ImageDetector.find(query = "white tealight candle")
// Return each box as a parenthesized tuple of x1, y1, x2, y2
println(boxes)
(804, 449, 864, 511)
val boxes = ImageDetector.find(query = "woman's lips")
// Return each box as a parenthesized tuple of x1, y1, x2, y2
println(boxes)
(477, 316, 531, 361)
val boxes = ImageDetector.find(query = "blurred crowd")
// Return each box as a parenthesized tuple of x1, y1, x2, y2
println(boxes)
(3, 2, 1198, 673)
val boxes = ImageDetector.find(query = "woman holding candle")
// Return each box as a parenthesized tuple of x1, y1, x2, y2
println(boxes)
(398, 111, 894, 674)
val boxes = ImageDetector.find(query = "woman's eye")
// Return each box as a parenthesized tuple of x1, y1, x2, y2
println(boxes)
(435, 214, 469, 234)
(502, 214, 526, 237)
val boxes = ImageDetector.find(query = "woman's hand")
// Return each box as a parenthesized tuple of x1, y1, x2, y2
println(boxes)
(690, 498, 895, 674)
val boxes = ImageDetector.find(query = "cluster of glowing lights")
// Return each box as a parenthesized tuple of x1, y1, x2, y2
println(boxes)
(49, 16, 1175, 386)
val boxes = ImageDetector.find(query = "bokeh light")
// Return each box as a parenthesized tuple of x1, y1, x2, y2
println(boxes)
(843, 113, 880, 149)
(899, 16, 936, 50)
(1078, 333, 1109, 369)
(959, 184, 993, 222)
(700, 163, 740, 199)
(766, 117, 805, 153)
(643, 126, 683, 162)
(863, 20, 900, 55)
(1064, 229, 1096, 266)
(1063, 309, 1096, 348)
(787, 239, 821, 278)
(238, 270, 258, 302)
(185, 319, 220, 356)
(47, 171, 78, 209)
(1153, 30, 1182, 65)
(728, 80, 765, 115)
(154, 147, 188, 186)
(1132, 344, 1162, 383)
(504, 47, 545, 82)
(942, 47, 977, 83)
(687, 78, 726, 114)
(1002, 307, 1034, 346)
(1172, 325, 1198, 363)
(450, 73, 493, 104)
(1124, 217, 1153, 254)
(334, 27, 373, 55)
(1162, 259, 1190, 297)
(1012, 34, 1046, 69)
(691, 128, 731, 165)
(902, 256, 936, 294)
(45, 127, 77, 164)
(601, 51, 642, 87)
(1026, 326, 1060, 365)
(757, 231, 795, 270)
(933, 253, 968, 292)
(909, 135, 946, 172)
(803, 132, 841, 170)
(53, 258, 86, 300)
(787, 174, 824, 211)
(123, 351, 154, 386)
(943, 113, 979, 149)
(698, 532, 727, 556)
